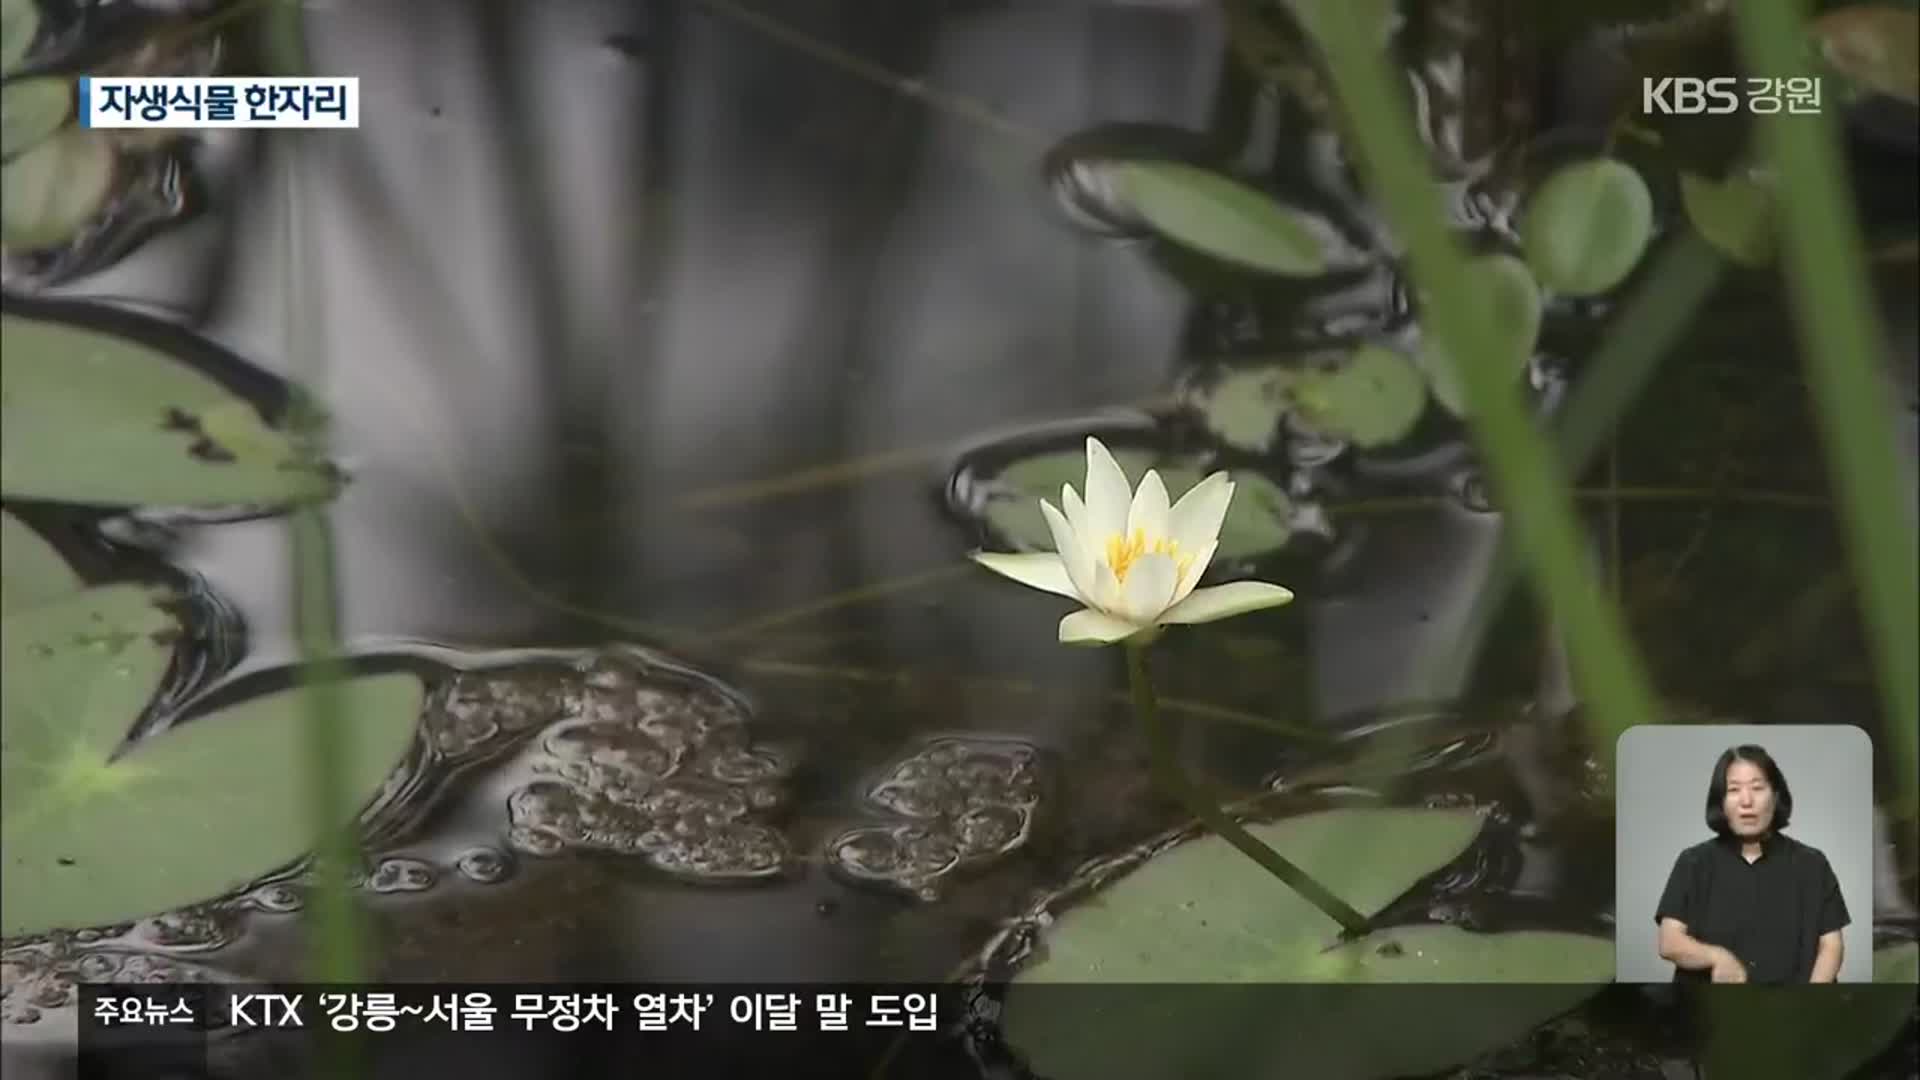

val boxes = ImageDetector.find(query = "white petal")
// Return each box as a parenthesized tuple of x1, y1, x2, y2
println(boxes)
(1090, 560, 1126, 615)
(1171, 539, 1218, 604)
(1127, 469, 1171, 544)
(1061, 484, 1088, 537)
(1167, 471, 1234, 553)
(1083, 437, 1133, 544)
(1159, 580, 1295, 625)
(1062, 484, 1103, 577)
(1119, 551, 1179, 624)
(970, 552, 1080, 600)
(1059, 607, 1141, 645)
(1039, 499, 1093, 600)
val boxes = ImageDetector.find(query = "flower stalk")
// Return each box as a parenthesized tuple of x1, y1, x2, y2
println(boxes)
(1125, 641, 1372, 937)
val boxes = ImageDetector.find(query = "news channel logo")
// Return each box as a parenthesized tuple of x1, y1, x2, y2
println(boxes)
(77, 77, 359, 129)
(1641, 76, 1823, 116)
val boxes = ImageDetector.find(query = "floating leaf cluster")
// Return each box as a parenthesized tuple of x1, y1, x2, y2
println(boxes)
(0, 310, 407, 941)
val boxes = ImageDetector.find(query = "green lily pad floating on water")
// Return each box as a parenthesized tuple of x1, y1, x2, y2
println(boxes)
(983, 444, 1293, 560)
(2, 76, 69, 160)
(1, 127, 115, 250)
(1, 0, 37, 77)
(1002, 807, 1611, 1080)
(1111, 160, 1352, 278)
(1521, 158, 1654, 297)
(1417, 253, 1542, 418)
(1, 313, 338, 507)
(1700, 941, 1920, 1080)
(1, 509, 82, 614)
(1193, 366, 1293, 453)
(1287, 343, 1428, 447)
(1, 585, 178, 807)
(1680, 169, 1775, 269)
(1810, 6, 1920, 105)
(1, 586, 425, 937)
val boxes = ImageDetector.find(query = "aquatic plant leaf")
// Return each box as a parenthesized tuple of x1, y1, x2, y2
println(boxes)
(1287, 343, 1428, 447)
(1521, 158, 1654, 297)
(0, 313, 337, 506)
(1, 586, 178, 813)
(1, 670, 424, 937)
(1680, 170, 1775, 268)
(1003, 808, 1611, 1080)
(984, 445, 1292, 560)
(1811, 6, 1920, 105)
(1700, 942, 1920, 1080)
(1418, 253, 1542, 417)
(1, 76, 68, 160)
(0, 0, 36, 76)
(1, 509, 82, 613)
(1, 128, 114, 250)
(1112, 161, 1345, 277)
(1194, 366, 1294, 453)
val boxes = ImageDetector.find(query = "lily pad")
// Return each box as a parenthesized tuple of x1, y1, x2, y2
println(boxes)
(1700, 942, 1920, 1080)
(1193, 366, 1294, 453)
(1, 313, 338, 507)
(984, 445, 1293, 560)
(1, 127, 114, 250)
(2, 667, 425, 937)
(1521, 158, 1654, 297)
(1, 509, 82, 613)
(1, 0, 36, 77)
(1112, 161, 1351, 277)
(1, 585, 177, 815)
(1811, 6, 1920, 105)
(1, 76, 68, 160)
(1680, 169, 1775, 268)
(1418, 253, 1542, 417)
(1287, 344, 1428, 447)
(1002, 808, 1611, 1080)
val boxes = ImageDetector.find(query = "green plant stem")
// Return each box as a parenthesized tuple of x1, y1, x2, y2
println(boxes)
(1728, 0, 1920, 816)
(1125, 642, 1371, 937)
(1303, 2, 1665, 765)
(291, 506, 362, 986)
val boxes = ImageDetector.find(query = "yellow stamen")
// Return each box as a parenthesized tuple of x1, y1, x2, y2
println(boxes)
(1103, 530, 1196, 585)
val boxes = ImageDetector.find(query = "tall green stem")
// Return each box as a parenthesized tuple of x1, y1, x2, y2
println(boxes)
(292, 502, 362, 989)
(1302, 1, 1665, 768)
(1727, 0, 1920, 817)
(1125, 642, 1371, 936)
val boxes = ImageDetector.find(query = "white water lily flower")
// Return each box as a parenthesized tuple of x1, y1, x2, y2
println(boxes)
(972, 437, 1295, 645)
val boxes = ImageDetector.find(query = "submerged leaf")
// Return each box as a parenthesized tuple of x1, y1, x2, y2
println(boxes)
(1418, 253, 1542, 417)
(1810, 6, 1920, 105)
(1680, 169, 1775, 268)
(0, 510, 82, 613)
(1113, 161, 1351, 277)
(1, 76, 69, 160)
(1003, 808, 1611, 1080)
(1287, 344, 1428, 447)
(1, 127, 115, 250)
(2, 670, 425, 937)
(984, 445, 1293, 559)
(1521, 158, 1654, 297)
(0, 313, 337, 507)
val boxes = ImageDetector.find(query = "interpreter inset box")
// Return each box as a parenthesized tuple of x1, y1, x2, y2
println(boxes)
(1614, 724, 1873, 984)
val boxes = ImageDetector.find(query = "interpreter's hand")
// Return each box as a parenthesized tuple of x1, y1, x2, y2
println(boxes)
(1710, 948, 1748, 983)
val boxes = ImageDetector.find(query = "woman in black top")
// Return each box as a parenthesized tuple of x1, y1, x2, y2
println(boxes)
(1653, 744, 1850, 984)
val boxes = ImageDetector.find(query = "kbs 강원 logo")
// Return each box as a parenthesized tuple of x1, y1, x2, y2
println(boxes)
(1641, 76, 1823, 115)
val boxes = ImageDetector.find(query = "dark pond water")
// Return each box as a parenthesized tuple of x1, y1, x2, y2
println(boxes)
(3, 1, 1918, 1078)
